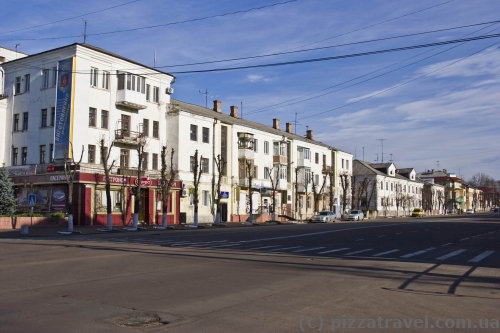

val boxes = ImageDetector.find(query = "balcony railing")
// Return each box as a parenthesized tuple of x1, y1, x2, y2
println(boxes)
(115, 129, 144, 144)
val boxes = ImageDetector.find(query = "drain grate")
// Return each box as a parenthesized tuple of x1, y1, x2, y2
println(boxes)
(115, 313, 169, 328)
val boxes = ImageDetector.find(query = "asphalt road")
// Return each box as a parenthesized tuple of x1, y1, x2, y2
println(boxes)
(1, 213, 499, 332)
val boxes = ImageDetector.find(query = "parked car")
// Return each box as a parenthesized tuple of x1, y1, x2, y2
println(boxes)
(466, 209, 474, 214)
(411, 208, 424, 217)
(311, 211, 336, 223)
(347, 210, 364, 221)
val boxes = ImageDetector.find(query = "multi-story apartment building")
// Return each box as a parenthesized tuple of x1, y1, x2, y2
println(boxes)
(167, 100, 352, 223)
(0, 43, 178, 226)
(352, 160, 424, 217)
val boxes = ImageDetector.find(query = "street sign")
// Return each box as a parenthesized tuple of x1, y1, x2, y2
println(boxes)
(28, 194, 36, 207)
(220, 191, 229, 199)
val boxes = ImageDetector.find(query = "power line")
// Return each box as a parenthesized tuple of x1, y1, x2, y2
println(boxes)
(0, 0, 144, 36)
(0, 0, 301, 41)
(168, 33, 500, 74)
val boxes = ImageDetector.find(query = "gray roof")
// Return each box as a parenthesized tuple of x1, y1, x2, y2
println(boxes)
(417, 170, 448, 178)
(370, 163, 393, 169)
(171, 99, 348, 153)
(397, 168, 414, 174)
(353, 160, 387, 177)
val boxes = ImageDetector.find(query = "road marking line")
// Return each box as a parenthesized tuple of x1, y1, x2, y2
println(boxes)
(246, 245, 282, 250)
(317, 248, 350, 254)
(292, 247, 326, 253)
(378, 235, 386, 237)
(436, 249, 466, 260)
(441, 243, 452, 247)
(469, 251, 494, 263)
(396, 232, 402, 234)
(268, 246, 303, 252)
(401, 247, 435, 258)
(372, 249, 400, 257)
(460, 238, 469, 241)
(356, 239, 364, 241)
(207, 243, 244, 248)
(345, 248, 373, 255)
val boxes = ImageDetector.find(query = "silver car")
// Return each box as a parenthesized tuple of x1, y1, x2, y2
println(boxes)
(347, 210, 364, 221)
(311, 211, 336, 223)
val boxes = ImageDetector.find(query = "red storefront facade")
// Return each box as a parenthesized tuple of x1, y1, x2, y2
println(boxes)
(11, 171, 182, 226)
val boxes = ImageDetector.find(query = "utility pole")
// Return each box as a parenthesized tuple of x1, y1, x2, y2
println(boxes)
(362, 147, 364, 161)
(375, 154, 379, 163)
(378, 139, 386, 163)
(83, 19, 88, 43)
(241, 101, 243, 119)
(390, 153, 393, 162)
(199, 89, 209, 108)
(14, 44, 20, 59)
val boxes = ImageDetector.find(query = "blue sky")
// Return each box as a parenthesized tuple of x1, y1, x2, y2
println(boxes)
(2, 0, 500, 180)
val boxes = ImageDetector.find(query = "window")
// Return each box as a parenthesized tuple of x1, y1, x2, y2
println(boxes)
(49, 144, 54, 163)
(190, 124, 197, 141)
(153, 86, 159, 103)
(52, 67, 57, 87)
(342, 158, 345, 169)
(142, 152, 148, 170)
(152, 153, 158, 170)
(89, 108, 96, 127)
(323, 154, 326, 167)
(307, 196, 311, 209)
(253, 166, 258, 178)
(41, 109, 48, 127)
(264, 141, 269, 154)
(102, 71, 109, 89)
(120, 149, 129, 167)
(264, 167, 270, 180)
(153, 121, 159, 138)
(146, 84, 151, 101)
(254, 139, 258, 152)
(90, 67, 98, 87)
(190, 156, 195, 172)
(386, 182, 388, 190)
(95, 189, 122, 212)
(315, 174, 319, 184)
(24, 74, 30, 92)
(12, 148, 18, 166)
(201, 158, 209, 173)
(39, 145, 46, 164)
(88, 145, 96, 163)
(380, 181, 383, 190)
(202, 190, 210, 207)
(391, 183, 393, 191)
(304, 148, 310, 160)
(43, 69, 50, 88)
(346, 160, 350, 170)
(101, 110, 108, 129)
(15, 77, 21, 94)
(315, 153, 319, 164)
(21, 147, 27, 165)
(274, 142, 287, 156)
(305, 168, 311, 184)
(50, 107, 55, 126)
(23, 112, 28, 130)
(13, 114, 19, 131)
(202, 127, 209, 143)
(299, 196, 303, 208)
(143, 119, 149, 136)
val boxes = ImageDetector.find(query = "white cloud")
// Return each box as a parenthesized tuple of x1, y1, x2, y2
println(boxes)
(245, 74, 274, 83)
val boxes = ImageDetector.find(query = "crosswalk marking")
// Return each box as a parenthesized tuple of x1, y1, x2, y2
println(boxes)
(345, 248, 373, 255)
(268, 246, 303, 252)
(246, 245, 281, 250)
(372, 249, 399, 257)
(401, 247, 435, 258)
(292, 247, 325, 253)
(436, 249, 466, 260)
(441, 243, 452, 247)
(460, 238, 469, 241)
(469, 251, 494, 263)
(317, 248, 350, 254)
(207, 243, 243, 248)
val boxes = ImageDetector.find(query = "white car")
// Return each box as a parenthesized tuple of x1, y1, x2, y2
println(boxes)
(347, 210, 364, 221)
(311, 211, 336, 223)
(466, 209, 474, 214)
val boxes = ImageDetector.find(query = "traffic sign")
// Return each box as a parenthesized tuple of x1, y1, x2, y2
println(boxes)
(220, 191, 229, 199)
(28, 194, 36, 207)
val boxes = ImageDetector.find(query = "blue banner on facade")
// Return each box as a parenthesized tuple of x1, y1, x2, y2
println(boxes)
(54, 57, 75, 159)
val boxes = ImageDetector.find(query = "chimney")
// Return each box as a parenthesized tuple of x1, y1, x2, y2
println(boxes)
(443, 169, 447, 173)
(272, 118, 280, 130)
(213, 100, 222, 113)
(306, 129, 313, 140)
(432, 169, 434, 172)
(230, 105, 238, 118)
(286, 122, 292, 133)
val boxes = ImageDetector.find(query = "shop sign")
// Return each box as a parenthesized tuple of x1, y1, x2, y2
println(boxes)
(134, 178, 153, 187)
(49, 175, 68, 181)
(8, 166, 36, 176)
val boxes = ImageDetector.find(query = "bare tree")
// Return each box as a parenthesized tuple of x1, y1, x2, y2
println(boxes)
(366, 179, 377, 216)
(98, 135, 117, 232)
(338, 171, 350, 216)
(311, 172, 327, 213)
(214, 154, 226, 225)
(395, 184, 404, 217)
(158, 146, 177, 229)
(246, 160, 254, 224)
(59, 142, 84, 234)
(128, 136, 148, 230)
(437, 190, 445, 214)
(265, 165, 280, 221)
(294, 166, 301, 220)
(192, 150, 203, 227)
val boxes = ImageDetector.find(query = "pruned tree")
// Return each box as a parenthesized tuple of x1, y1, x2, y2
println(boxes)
(130, 136, 148, 230)
(395, 184, 404, 217)
(98, 135, 117, 231)
(60, 142, 84, 234)
(294, 166, 301, 220)
(192, 150, 203, 227)
(355, 176, 370, 210)
(366, 179, 377, 215)
(311, 172, 327, 213)
(246, 159, 254, 224)
(338, 171, 350, 215)
(265, 165, 280, 221)
(214, 154, 226, 225)
(437, 189, 445, 214)
(159, 146, 177, 228)
(0, 167, 16, 217)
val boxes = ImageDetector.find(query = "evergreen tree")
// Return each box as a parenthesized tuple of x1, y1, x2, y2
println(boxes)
(0, 168, 17, 216)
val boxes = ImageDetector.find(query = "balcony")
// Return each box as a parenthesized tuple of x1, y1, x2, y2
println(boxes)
(297, 157, 311, 167)
(238, 178, 249, 187)
(238, 148, 254, 160)
(116, 89, 147, 109)
(276, 179, 288, 191)
(115, 129, 144, 145)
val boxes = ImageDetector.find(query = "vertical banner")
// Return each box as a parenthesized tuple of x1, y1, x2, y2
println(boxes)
(54, 57, 76, 159)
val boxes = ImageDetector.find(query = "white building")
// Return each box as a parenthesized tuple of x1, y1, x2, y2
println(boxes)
(0, 43, 177, 226)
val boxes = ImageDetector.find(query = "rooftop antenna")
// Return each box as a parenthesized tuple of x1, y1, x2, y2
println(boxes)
(375, 154, 379, 163)
(437, 160, 440, 170)
(241, 100, 243, 119)
(154, 50, 156, 68)
(377, 139, 386, 163)
(83, 19, 88, 43)
(199, 89, 209, 108)
(389, 153, 393, 162)
(306, 125, 309, 136)
(362, 147, 364, 161)
(14, 43, 20, 59)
